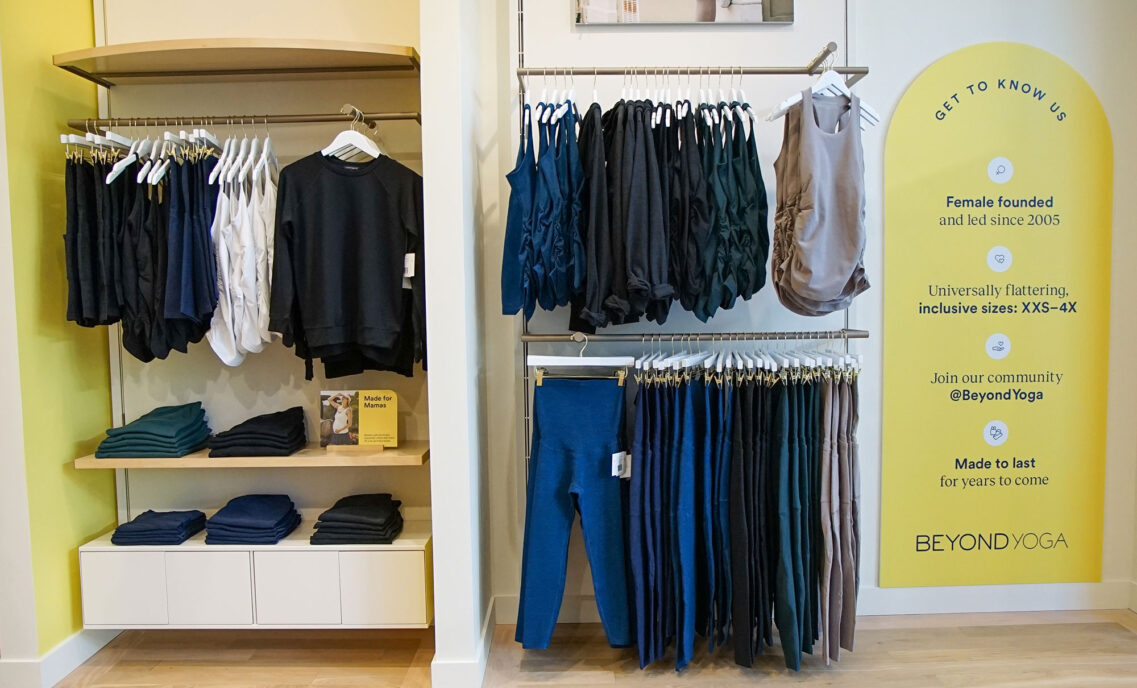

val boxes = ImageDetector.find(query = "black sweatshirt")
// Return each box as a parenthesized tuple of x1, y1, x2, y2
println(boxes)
(269, 153, 425, 378)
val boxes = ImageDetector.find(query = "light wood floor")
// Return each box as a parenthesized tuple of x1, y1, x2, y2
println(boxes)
(58, 611, 1137, 687)
(57, 629, 434, 688)
(486, 611, 1137, 687)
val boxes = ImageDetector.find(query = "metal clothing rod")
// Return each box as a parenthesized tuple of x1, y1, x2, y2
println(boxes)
(68, 111, 422, 131)
(516, 42, 869, 89)
(521, 329, 870, 343)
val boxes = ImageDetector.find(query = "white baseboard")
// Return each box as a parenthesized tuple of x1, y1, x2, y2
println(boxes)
(858, 581, 1132, 615)
(41, 629, 119, 687)
(493, 594, 601, 625)
(495, 582, 1135, 626)
(0, 659, 41, 688)
(430, 597, 492, 688)
(0, 629, 119, 688)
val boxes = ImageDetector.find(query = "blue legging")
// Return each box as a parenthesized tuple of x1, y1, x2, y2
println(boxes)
(515, 379, 632, 649)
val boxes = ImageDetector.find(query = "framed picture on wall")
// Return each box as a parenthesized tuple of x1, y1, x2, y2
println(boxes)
(576, 0, 794, 25)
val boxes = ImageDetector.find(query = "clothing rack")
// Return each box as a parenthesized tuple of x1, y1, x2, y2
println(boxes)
(516, 42, 869, 90)
(67, 110, 422, 131)
(521, 329, 869, 344)
(513, 0, 873, 474)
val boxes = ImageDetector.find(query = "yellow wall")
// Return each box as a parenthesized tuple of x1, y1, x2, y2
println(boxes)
(0, 3, 117, 654)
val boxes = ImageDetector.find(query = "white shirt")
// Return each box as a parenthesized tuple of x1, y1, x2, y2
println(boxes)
(206, 190, 245, 366)
(255, 171, 277, 344)
(235, 180, 264, 354)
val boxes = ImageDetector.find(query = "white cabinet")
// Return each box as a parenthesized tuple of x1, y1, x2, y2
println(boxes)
(166, 551, 253, 625)
(80, 551, 168, 626)
(340, 551, 430, 626)
(77, 520, 432, 629)
(254, 551, 342, 625)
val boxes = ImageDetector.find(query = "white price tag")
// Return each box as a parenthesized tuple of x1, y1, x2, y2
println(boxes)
(621, 454, 633, 479)
(611, 451, 627, 478)
(404, 253, 416, 278)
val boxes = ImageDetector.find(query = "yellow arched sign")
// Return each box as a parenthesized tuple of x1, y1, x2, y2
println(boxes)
(882, 42, 1112, 587)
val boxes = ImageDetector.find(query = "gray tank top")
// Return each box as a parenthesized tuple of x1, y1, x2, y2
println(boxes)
(772, 89, 869, 316)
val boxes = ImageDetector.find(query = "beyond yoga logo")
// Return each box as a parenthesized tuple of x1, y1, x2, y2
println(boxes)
(915, 532, 1069, 552)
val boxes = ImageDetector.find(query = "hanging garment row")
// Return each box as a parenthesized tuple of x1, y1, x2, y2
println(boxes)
(502, 92, 769, 327)
(515, 343, 861, 673)
(63, 136, 226, 361)
(60, 110, 426, 379)
(501, 69, 874, 327)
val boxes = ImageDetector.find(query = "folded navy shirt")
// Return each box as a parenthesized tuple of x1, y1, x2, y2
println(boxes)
(205, 512, 301, 545)
(112, 509, 206, 545)
(207, 494, 296, 529)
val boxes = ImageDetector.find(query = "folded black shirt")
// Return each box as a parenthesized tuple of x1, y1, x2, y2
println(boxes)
(316, 493, 401, 527)
(211, 407, 305, 440)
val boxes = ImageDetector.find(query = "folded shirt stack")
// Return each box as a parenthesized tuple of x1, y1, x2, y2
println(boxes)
(96, 402, 212, 458)
(311, 493, 404, 545)
(111, 509, 206, 545)
(206, 494, 301, 545)
(208, 407, 307, 457)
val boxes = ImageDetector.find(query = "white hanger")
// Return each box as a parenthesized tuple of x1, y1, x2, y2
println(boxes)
(106, 123, 143, 183)
(767, 69, 880, 127)
(59, 134, 96, 150)
(84, 131, 129, 151)
(680, 350, 713, 369)
(253, 118, 278, 184)
(528, 354, 634, 368)
(322, 106, 380, 160)
(526, 333, 633, 369)
(101, 128, 134, 147)
(238, 133, 261, 184)
(225, 123, 251, 184)
(142, 134, 167, 184)
(150, 136, 176, 184)
(636, 337, 666, 370)
(135, 143, 155, 183)
(655, 349, 689, 370)
(209, 129, 234, 184)
(197, 125, 222, 151)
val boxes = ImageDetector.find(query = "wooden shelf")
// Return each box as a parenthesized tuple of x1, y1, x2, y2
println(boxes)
(73, 441, 429, 469)
(81, 516, 432, 552)
(53, 38, 420, 88)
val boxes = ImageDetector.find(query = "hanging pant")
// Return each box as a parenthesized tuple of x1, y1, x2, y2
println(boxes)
(516, 378, 632, 649)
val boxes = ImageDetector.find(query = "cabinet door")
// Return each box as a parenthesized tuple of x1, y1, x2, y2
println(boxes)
(339, 551, 428, 626)
(253, 551, 341, 625)
(80, 551, 168, 626)
(166, 552, 253, 625)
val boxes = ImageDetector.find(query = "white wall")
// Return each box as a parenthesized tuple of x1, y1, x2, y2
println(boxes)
(852, 0, 1137, 614)
(485, 0, 1137, 625)
(420, 0, 492, 684)
(98, 1, 430, 516)
(95, 2, 493, 685)
(488, 0, 854, 624)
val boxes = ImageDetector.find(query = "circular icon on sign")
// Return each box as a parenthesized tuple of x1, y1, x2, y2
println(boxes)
(987, 245, 1012, 273)
(988, 156, 1014, 184)
(986, 333, 1011, 360)
(984, 420, 1009, 447)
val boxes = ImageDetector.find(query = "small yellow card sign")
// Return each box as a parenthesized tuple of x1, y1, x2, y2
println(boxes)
(320, 390, 399, 448)
(882, 42, 1111, 586)
(358, 390, 398, 447)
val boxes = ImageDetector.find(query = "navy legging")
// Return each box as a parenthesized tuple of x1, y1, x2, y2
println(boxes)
(515, 379, 632, 649)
